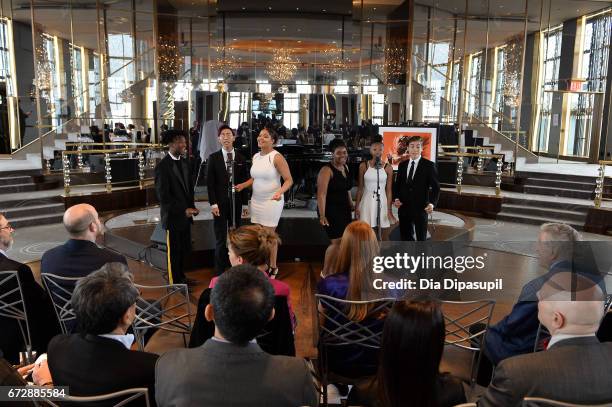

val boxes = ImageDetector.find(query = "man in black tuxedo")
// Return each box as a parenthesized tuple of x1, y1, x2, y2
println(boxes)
(47, 263, 158, 405)
(392, 136, 440, 241)
(155, 129, 199, 285)
(0, 214, 60, 364)
(207, 124, 249, 275)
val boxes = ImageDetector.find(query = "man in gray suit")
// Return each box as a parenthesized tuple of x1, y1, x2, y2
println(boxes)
(478, 271, 612, 406)
(155, 265, 318, 407)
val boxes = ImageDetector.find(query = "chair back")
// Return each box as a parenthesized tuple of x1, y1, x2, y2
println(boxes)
(45, 387, 150, 406)
(133, 283, 192, 350)
(439, 299, 495, 385)
(0, 271, 32, 353)
(41, 273, 80, 334)
(522, 397, 612, 407)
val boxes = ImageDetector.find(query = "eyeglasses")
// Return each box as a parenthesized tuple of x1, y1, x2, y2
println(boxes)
(0, 223, 13, 231)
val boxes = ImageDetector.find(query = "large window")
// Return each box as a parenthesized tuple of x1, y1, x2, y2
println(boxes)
(0, 19, 13, 97)
(42, 34, 62, 127)
(228, 92, 249, 130)
(492, 46, 506, 129)
(372, 94, 384, 125)
(422, 42, 451, 122)
(567, 9, 611, 157)
(88, 52, 101, 118)
(467, 52, 482, 117)
(535, 26, 562, 152)
(283, 93, 299, 129)
(107, 33, 134, 119)
(70, 44, 85, 117)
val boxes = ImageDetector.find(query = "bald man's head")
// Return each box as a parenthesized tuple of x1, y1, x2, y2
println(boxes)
(537, 271, 605, 336)
(63, 204, 102, 240)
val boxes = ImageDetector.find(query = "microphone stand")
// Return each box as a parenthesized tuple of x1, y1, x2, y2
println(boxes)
(227, 157, 237, 230)
(374, 157, 382, 241)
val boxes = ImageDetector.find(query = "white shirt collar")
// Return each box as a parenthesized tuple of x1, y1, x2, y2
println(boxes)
(222, 148, 235, 159)
(211, 335, 257, 344)
(547, 333, 596, 349)
(409, 155, 421, 165)
(0, 248, 6, 257)
(99, 333, 135, 349)
(168, 151, 181, 161)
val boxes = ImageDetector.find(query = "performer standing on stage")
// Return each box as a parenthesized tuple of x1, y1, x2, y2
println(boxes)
(155, 129, 200, 284)
(392, 136, 439, 241)
(355, 135, 396, 240)
(207, 124, 249, 276)
(235, 127, 293, 278)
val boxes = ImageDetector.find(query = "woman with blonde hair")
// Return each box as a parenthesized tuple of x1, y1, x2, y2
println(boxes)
(317, 220, 383, 377)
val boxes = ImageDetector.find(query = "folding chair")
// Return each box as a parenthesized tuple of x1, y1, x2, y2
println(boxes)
(439, 299, 496, 386)
(45, 387, 150, 406)
(0, 271, 32, 356)
(314, 294, 395, 406)
(41, 273, 80, 334)
(133, 283, 192, 350)
(522, 397, 612, 407)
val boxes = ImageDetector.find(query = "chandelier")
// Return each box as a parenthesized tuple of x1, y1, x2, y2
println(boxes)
(211, 46, 239, 79)
(158, 37, 181, 82)
(375, 45, 406, 85)
(320, 48, 347, 78)
(502, 35, 523, 108)
(33, 35, 52, 102)
(266, 48, 299, 83)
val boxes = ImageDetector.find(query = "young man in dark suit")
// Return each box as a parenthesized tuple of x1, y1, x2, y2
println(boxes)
(207, 124, 249, 275)
(392, 135, 440, 241)
(47, 263, 158, 405)
(155, 130, 199, 285)
(0, 214, 60, 363)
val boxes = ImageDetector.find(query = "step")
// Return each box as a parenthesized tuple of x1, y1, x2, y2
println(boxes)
(501, 204, 587, 223)
(0, 175, 33, 186)
(523, 177, 596, 191)
(0, 183, 38, 194)
(9, 213, 64, 228)
(0, 195, 63, 209)
(0, 203, 65, 219)
(523, 185, 593, 200)
(496, 211, 584, 230)
(517, 171, 601, 184)
(503, 195, 592, 211)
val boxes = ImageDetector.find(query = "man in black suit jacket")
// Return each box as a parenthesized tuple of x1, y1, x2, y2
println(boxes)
(155, 130, 199, 285)
(392, 136, 440, 241)
(479, 271, 612, 406)
(207, 124, 249, 275)
(48, 263, 158, 405)
(0, 214, 60, 364)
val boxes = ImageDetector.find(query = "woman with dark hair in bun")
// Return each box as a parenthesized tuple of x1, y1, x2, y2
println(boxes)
(317, 138, 354, 276)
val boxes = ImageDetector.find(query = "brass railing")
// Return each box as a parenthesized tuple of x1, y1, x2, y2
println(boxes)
(439, 145, 501, 175)
(438, 151, 504, 196)
(594, 160, 612, 208)
(61, 145, 167, 195)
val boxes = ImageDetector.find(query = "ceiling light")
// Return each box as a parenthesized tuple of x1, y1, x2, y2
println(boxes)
(322, 9, 326, 12)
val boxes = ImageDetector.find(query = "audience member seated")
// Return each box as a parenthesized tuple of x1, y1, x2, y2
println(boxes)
(317, 220, 383, 378)
(41, 204, 126, 297)
(479, 223, 603, 380)
(0, 214, 60, 364)
(347, 299, 466, 407)
(478, 271, 612, 406)
(156, 265, 318, 407)
(47, 263, 158, 404)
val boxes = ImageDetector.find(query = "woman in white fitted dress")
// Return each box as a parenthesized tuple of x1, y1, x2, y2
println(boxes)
(235, 127, 293, 275)
(355, 137, 396, 240)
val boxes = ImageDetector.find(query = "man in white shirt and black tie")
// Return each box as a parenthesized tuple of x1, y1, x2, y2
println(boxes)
(207, 125, 249, 275)
(392, 136, 440, 241)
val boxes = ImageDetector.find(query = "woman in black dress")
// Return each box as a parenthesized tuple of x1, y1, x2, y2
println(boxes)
(317, 138, 353, 276)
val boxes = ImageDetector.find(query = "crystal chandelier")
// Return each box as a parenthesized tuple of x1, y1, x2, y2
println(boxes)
(266, 48, 299, 83)
(32, 35, 52, 102)
(158, 37, 181, 82)
(503, 35, 523, 108)
(320, 48, 347, 78)
(375, 45, 406, 85)
(211, 46, 239, 79)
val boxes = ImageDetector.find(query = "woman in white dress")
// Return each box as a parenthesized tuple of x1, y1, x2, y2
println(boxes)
(235, 127, 293, 276)
(355, 137, 396, 240)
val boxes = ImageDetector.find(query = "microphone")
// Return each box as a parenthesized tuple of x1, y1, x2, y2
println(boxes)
(375, 156, 382, 169)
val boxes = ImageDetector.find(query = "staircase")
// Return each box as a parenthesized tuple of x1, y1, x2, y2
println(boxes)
(467, 123, 539, 166)
(0, 172, 64, 228)
(497, 196, 589, 230)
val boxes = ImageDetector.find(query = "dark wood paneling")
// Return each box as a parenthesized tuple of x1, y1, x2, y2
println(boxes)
(436, 190, 502, 218)
(584, 207, 612, 235)
(63, 186, 158, 213)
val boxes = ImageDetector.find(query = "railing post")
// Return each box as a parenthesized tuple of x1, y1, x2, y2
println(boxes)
(476, 153, 484, 173)
(62, 152, 70, 195)
(138, 150, 145, 189)
(45, 159, 51, 174)
(495, 157, 503, 197)
(456, 156, 464, 194)
(594, 163, 605, 208)
(77, 144, 84, 170)
(104, 153, 112, 193)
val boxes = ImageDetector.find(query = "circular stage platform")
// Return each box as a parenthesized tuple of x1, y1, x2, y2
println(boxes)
(104, 202, 475, 269)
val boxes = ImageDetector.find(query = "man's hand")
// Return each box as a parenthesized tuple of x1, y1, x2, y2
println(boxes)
(425, 203, 434, 214)
(185, 208, 199, 217)
(393, 199, 402, 208)
(32, 360, 52, 386)
(17, 363, 34, 379)
(211, 206, 220, 217)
